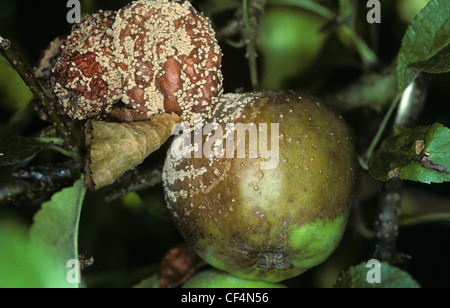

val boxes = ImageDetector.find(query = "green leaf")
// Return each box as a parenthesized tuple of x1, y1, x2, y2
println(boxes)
(0, 136, 50, 166)
(425, 123, 450, 167)
(133, 274, 160, 288)
(0, 61, 33, 112)
(409, 43, 450, 73)
(334, 262, 421, 288)
(368, 123, 450, 183)
(397, 0, 450, 91)
(398, 161, 449, 183)
(30, 177, 87, 288)
(0, 220, 60, 287)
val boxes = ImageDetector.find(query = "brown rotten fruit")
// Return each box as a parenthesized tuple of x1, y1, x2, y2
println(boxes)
(112, 0, 223, 124)
(163, 91, 355, 282)
(52, 0, 223, 122)
(52, 10, 122, 120)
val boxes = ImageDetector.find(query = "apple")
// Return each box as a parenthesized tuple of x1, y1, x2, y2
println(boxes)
(257, 7, 329, 90)
(163, 91, 355, 282)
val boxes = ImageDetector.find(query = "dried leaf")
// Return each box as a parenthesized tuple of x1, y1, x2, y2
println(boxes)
(85, 112, 180, 190)
(158, 243, 207, 288)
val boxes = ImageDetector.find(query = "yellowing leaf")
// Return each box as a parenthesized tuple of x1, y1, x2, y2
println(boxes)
(85, 112, 181, 190)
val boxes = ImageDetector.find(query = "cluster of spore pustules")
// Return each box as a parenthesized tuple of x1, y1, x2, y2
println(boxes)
(52, 0, 223, 124)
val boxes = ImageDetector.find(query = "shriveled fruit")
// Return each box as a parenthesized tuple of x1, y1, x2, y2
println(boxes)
(163, 91, 355, 282)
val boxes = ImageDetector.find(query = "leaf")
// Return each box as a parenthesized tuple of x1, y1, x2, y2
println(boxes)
(325, 65, 397, 112)
(0, 61, 33, 112)
(85, 112, 181, 190)
(0, 136, 50, 166)
(425, 123, 450, 167)
(133, 274, 160, 288)
(409, 43, 450, 73)
(0, 221, 60, 287)
(368, 123, 450, 183)
(30, 177, 87, 288)
(334, 262, 421, 288)
(396, 0, 450, 91)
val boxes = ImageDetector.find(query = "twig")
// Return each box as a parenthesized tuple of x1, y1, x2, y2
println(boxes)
(364, 76, 428, 167)
(363, 91, 402, 167)
(268, 0, 334, 20)
(0, 163, 74, 205)
(400, 213, 450, 227)
(393, 75, 427, 128)
(242, 0, 266, 90)
(104, 165, 163, 203)
(0, 35, 79, 151)
(371, 78, 428, 264)
(324, 64, 397, 112)
(373, 176, 402, 263)
(340, 26, 377, 68)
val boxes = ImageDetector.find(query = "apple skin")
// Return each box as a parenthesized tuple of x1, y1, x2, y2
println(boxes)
(257, 7, 329, 90)
(163, 91, 355, 283)
(182, 269, 286, 288)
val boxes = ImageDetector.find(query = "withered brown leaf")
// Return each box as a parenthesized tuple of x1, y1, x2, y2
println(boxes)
(158, 243, 206, 288)
(85, 112, 180, 190)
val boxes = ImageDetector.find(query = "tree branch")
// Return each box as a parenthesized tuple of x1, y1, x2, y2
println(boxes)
(372, 77, 428, 264)
(0, 35, 79, 151)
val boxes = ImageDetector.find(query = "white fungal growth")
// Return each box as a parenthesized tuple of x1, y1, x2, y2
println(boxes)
(112, 0, 223, 125)
(52, 10, 122, 120)
(52, 1, 223, 122)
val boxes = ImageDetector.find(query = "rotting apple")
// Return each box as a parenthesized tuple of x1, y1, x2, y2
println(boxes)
(162, 91, 355, 283)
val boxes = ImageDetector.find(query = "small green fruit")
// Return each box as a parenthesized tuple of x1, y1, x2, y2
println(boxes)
(163, 91, 355, 282)
(182, 269, 286, 288)
(257, 7, 328, 89)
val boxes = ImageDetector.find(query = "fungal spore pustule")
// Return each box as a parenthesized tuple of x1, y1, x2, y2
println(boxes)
(52, 10, 122, 120)
(52, 0, 223, 124)
(112, 0, 223, 124)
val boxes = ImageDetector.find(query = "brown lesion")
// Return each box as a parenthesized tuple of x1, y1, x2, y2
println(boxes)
(417, 151, 449, 174)
(52, 11, 120, 120)
(414, 139, 449, 174)
(109, 107, 151, 122)
(158, 56, 183, 114)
